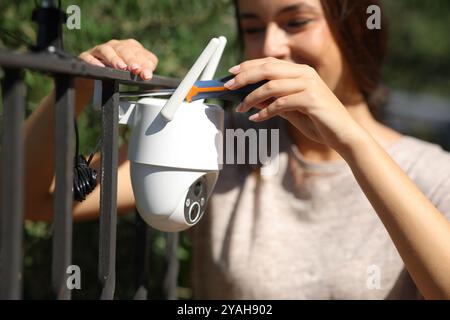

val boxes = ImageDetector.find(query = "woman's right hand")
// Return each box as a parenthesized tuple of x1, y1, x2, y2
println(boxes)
(79, 38, 158, 80)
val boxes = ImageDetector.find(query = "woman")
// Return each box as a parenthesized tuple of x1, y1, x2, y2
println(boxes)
(23, 0, 450, 299)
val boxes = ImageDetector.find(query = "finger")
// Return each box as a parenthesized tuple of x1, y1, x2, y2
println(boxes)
(248, 93, 308, 122)
(117, 39, 156, 75)
(145, 50, 158, 67)
(224, 59, 283, 89)
(115, 46, 157, 79)
(90, 44, 127, 70)
(112, 39, 144, 73)
(134, 49, 158, 80)
(229, 57, 288, 74)
(238, 79, 305, 113)
(253, 99, 273, 110)
(236, 99, 271, 113)
(79, 52, 106, 67)
(139, 64, 154, 80)
(144, 51, 158, 72)
(224, 61, 309, 90)
(115, 45, 141, 73)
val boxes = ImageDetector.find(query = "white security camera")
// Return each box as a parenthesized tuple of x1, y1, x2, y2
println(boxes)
(119, 98, 224, 232)
(117, 36, 227, 232)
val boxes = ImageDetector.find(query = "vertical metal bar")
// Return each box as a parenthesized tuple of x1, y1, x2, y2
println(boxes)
(98, 80, 119, 300)
(133, 212, 152, 300)
(163, 232, 179, 300)
(51, 76, 75, 300)
(0, 68, 25, 300)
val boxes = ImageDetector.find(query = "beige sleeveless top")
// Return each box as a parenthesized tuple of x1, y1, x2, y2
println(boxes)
(190, 115, 450, 299)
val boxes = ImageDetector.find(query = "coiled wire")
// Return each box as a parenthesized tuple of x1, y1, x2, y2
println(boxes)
(73, 120, 100, 202)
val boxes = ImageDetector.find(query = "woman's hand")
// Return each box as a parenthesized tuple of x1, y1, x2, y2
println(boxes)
(225, 57, 366, 154)
(79, 39, 158, 80)
(74, 39, 159, 112)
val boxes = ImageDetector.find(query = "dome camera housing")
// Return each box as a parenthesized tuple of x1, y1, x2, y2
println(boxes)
(119, 98, 223, 232)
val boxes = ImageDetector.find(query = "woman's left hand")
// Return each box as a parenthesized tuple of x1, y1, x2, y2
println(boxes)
(225, 57, 367, 154)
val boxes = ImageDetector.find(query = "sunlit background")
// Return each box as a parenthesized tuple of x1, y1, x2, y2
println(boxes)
(0, 0, 449, 299)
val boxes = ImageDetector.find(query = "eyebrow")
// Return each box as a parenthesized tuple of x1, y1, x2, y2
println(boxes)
(239, 2, 315, 20)
(279, 3, 315, 14)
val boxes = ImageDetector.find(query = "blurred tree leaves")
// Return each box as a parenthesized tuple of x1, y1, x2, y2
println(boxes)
(1, 0, 238, 300)
(1, 0, 449, 299)
(383, 0, 450, 96)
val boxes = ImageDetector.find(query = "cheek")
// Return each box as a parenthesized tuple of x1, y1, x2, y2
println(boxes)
(290, 23, 345, 91)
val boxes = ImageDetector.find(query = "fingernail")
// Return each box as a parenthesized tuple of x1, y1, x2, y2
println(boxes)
(236, 103, 243, 112)
(228, 65, 241, 74)
(130, 63, 140, 70)
(249, 113, 260, 121)
(118, 61, 127, 69)
(224, 78, 236, 89)
(142, 69, 153, 80)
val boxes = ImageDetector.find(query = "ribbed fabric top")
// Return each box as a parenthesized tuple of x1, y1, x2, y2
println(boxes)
(190, 116, 450, 299)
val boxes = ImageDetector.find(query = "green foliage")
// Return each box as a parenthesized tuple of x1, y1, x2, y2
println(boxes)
(1, 0, 238, 300)
(1, 0, 449, 299)
(382, 0, 450, 96)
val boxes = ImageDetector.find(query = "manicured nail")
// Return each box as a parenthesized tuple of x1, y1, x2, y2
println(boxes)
(130, 63, 140, 70)
(249, 113, 260, 121)
(118, 61, 127, 69)
(228, 65, 241, 74)
(142, 69, 153, 80)
(224, 78, 236, 89)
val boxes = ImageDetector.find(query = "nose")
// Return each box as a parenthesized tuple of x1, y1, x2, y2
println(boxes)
(262, 22, 290, 59)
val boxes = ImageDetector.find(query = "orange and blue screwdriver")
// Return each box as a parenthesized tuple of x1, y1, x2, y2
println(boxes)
(120, 75, 268, 103)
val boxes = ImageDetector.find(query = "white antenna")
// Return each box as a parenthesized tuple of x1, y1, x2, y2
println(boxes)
(160, 38, 220, 121)
(200, 36, 227, 81)
(195, 36, 227, 104)
(160, 36, 227, 121)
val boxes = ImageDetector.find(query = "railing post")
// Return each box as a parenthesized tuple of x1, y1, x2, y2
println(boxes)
(133, 212, 152, 300)
(0, 68, 25, 300)
(51, 75, 75, 300)
(98, 80, 119, 300)
(163, 232, 179, 300)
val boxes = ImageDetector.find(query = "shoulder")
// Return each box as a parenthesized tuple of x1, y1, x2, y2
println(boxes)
(390, 136, 450, 214)
(391, 135, 450, 179)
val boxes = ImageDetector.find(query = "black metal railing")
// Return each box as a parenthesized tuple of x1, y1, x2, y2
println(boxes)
(0, 50, 181, 300)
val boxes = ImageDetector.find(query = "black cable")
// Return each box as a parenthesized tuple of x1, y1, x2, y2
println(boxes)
(73, 120, 100, 202)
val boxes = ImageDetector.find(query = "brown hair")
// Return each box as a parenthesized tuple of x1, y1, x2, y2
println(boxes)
(233, 0, 388, 119)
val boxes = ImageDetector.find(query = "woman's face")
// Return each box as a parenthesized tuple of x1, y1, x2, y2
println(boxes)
(237, 0, 354, 99)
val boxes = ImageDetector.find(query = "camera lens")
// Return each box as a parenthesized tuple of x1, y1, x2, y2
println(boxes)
(194, 181, 203, 197)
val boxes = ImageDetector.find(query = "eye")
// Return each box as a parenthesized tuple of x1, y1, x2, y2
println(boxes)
(243, 27, 265, 35)
(285, 19, 312, 30)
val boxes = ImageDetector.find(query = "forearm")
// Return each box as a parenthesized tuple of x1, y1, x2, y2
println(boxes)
(341, 128, 450, 299)
(23, 78, 94, 220)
